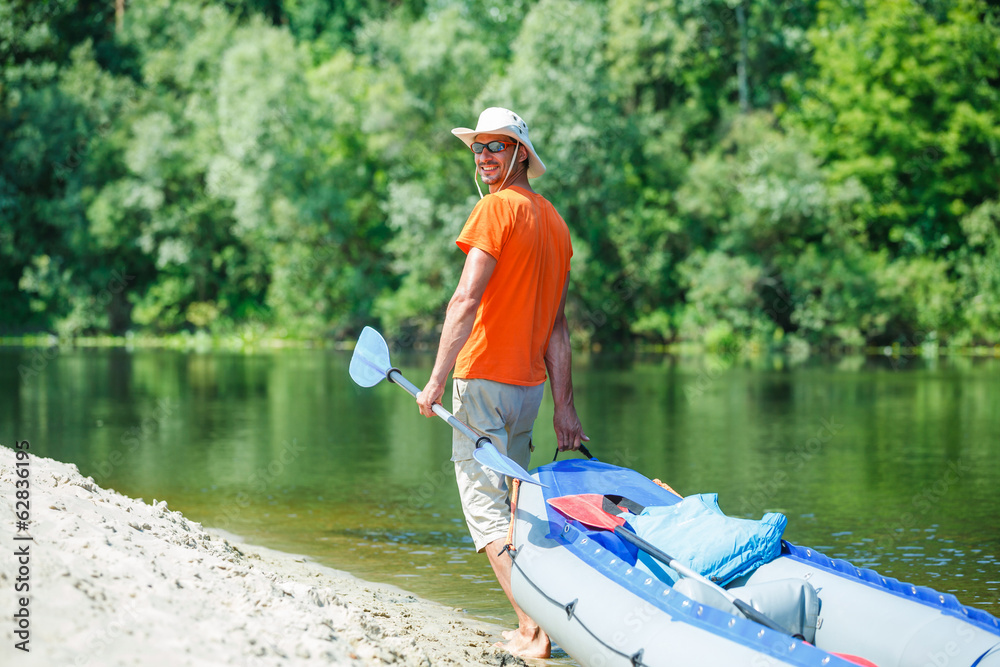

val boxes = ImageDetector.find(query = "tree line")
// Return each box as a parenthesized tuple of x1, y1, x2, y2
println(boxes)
(2, 0, 998, 352)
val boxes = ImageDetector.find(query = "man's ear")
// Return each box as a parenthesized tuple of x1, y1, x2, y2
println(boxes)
(518, 145, 529, 164)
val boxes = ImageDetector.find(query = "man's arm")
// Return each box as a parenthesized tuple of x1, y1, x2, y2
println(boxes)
(416, 247, 497, 418)
(545, 274, 588, 451)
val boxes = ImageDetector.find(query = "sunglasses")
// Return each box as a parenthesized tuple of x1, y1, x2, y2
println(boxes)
(470, 140, 516, 154)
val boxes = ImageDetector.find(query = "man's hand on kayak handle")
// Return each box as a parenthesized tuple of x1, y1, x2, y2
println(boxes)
(554, 405, 589, 452)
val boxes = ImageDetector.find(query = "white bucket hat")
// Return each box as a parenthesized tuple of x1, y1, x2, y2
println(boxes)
(452, 107, 546, 179)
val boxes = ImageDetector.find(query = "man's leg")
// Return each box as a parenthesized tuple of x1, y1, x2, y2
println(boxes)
(486, 382, 548, 656)
(453, 460, 549, 657)
(485, 536, 550, 658)
(452, 379, 549, 657)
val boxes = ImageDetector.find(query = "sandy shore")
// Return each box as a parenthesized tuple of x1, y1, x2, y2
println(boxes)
(0, 448, 525, 666)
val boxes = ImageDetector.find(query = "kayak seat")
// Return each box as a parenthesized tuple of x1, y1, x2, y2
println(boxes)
(673, 577, 820, 643)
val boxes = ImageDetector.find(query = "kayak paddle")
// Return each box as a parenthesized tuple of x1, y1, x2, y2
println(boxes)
(349, 326, 544, 487)
(546, 494, 793, 635)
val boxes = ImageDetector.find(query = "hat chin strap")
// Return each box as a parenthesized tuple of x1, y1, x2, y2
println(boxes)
(475, 141, 521, 199)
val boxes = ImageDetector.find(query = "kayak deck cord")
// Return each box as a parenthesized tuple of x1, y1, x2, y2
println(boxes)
(502, 544, 649, 667)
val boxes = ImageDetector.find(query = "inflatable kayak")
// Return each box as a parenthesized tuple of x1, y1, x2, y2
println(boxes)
(508, 458, 1000, 667)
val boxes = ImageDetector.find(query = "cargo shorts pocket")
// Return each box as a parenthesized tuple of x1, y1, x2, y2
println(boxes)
(450, 379, 506, 462)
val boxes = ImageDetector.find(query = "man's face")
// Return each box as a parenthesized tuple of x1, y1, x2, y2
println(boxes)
(473, 133, 521, 188)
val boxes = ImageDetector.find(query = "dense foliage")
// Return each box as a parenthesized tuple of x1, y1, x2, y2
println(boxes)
(2, 0, 998, 351)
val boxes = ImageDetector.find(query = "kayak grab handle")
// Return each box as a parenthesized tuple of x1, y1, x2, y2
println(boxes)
(553, 444, 594, 461)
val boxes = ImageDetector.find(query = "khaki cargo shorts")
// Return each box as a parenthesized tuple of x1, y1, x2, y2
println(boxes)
(452, 378, 545, 552)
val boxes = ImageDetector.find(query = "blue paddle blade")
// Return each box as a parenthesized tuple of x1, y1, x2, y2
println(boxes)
(349, 326, 392, 388)
(474, 442, 545, 487)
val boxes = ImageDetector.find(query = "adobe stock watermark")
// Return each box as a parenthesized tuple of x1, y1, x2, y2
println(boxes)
(577, 257, 660, 339)
(405, 444, 624, 511)
(696, 3, 740, 50)
(72, 600, 141, 666)
(738, 416, 845, 517)
(214, 438, 307, 531)
(684, 267, 795, 403)
(408, 458, 454, 510)
(858, 457, 972, 559)
(598, 446, 639, 473)
(92, 399, 175, 483)
(388, 329, 419, 356)
(865, 146, 944, 225)
(751, 637, 812, 667)
(683, 343, 748, 402)
(579, 598, 660, 666)
(205, 106, 291, 199)
(17, 267, 136, 381)
(922, 622, 980, 667)
(95, 267, 135, 309)
(884, 328, 939, 371)
(54, 84, 143, 185)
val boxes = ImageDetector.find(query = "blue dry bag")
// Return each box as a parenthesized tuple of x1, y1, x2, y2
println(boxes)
(627, 493, 786, 587)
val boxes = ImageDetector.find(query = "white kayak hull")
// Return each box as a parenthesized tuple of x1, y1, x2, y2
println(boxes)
(509, 460, 1000, 667)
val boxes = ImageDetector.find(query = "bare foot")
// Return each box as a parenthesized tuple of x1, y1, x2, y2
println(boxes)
(494, 625, 551, 659)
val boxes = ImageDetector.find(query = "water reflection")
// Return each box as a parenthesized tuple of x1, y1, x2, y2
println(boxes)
(2, 346, 997, 626)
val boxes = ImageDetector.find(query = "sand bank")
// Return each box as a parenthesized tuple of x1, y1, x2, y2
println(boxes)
(0, 448, 524, 666)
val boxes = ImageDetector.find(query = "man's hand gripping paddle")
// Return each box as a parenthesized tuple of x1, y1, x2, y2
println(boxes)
(349, 326, 544, 487)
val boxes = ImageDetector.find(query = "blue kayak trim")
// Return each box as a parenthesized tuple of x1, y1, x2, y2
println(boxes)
(549, 518, 848, 665)
(781, 542, 1000, 637)
(535, 458, 1000, 663)
(537, 460, 855, 666)
(540, 458, 679, 564)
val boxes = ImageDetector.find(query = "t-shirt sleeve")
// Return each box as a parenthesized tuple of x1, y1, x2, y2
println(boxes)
(456, 194, 510, 260)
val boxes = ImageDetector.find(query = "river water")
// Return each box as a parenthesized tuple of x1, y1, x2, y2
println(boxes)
(2, 346, 998, 630)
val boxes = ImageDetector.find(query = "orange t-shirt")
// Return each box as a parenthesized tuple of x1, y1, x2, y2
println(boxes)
(454, 186, 572, 386)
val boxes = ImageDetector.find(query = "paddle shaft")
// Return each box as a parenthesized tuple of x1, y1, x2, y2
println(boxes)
(386, 369, 491, 449)
(611, 525, 790, 634)
(392, 368, 590, 459)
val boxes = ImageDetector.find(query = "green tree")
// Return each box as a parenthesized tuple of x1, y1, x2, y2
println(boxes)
(480, 0, 644, 345)
(784, 0, 1000, 256)
(953, 200, 1000, 344)
(1, 0, 140, 333)
(84, 5, 267, 332)
(361, 6, 505, 341)
(4, 0, 997, 350)
(672, 114, 844, 347)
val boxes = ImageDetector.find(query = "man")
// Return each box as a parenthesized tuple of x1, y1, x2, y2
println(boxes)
(415, 107, 588, 659)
